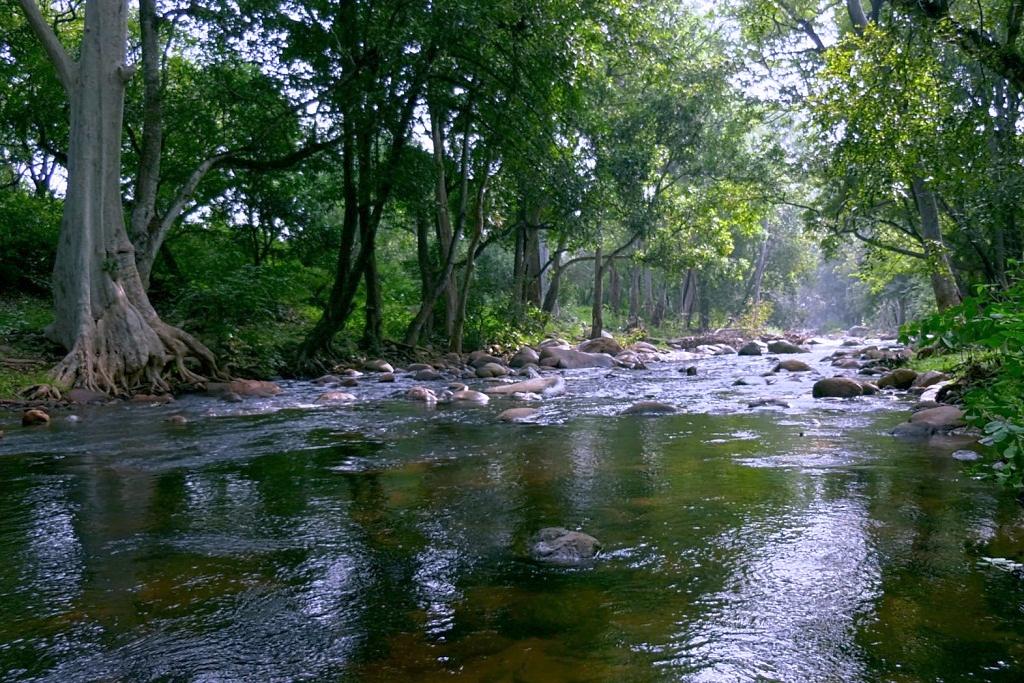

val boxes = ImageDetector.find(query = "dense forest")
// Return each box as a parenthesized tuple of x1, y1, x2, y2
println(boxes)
(1, 0, 1023, 464)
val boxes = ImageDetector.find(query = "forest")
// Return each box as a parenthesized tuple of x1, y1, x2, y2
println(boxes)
(2, 1, 1024, 680)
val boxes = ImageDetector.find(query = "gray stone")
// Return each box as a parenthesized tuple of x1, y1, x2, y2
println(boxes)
(621, 401, 676, 415)
(530, 527, 601, 565)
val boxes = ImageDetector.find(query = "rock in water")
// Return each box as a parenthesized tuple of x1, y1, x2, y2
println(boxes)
(316, 391, 357, 403)
(877, 368, 918, 390)
(621, 401, 676, 415)
(773, 359, 812, 372)
(578, 337, 623, 355)
(530, 527, 601, 565)
(485, 376, 565, 398)
(509, 346, 540, 368)
(812, 377, 864, 398)
(475, 362, 509, 378)
(21, 409, 50, 426)
(909, 405, 965, 431)
(363, 359, 394, 373)
(207, 379, 282, 398)
(767, 340, 807, 354)
(738, 341, 763, 356)
(498, 407, 540, 423)
(414, 368, 442, 381)
(952, 450, 981, 462)
(538, 347, 616, 369)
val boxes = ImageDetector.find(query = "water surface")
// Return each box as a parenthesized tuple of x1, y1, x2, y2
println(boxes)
(2, 345, 1023, 681)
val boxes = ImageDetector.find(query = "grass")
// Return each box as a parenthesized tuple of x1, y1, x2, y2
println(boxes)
(0, 294, 58, 400)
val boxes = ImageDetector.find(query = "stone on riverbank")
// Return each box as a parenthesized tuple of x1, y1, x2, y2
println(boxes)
(530, 527, 601, 565)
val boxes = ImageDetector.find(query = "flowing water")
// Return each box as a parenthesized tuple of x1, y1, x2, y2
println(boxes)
(2, 343, 1023, 682)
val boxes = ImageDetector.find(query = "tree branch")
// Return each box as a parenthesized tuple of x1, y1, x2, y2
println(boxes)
(16, 0, 76, 93)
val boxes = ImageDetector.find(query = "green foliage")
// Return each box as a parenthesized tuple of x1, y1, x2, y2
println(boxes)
(902, 274, 1024, 488)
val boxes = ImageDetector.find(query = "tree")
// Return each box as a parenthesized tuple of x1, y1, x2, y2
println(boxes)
(15, 0, 217, 393)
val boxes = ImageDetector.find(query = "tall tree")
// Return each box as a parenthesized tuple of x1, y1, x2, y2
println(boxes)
(15, 0, 217, 393)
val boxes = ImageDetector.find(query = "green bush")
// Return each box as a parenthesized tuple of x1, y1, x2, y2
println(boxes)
(902, 273, 1024, 489)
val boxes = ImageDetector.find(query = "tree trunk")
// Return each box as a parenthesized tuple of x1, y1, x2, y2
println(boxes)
(18, 0, 217, 393)
(450, 179, 488, 353)
(911, 178, 962, 310)
(609, 265, 621, 313)
(541, 238, 566, 315)
(590, 246, 604, 339)
(628, 267, 640, 324)
(413, 211, 434, 340)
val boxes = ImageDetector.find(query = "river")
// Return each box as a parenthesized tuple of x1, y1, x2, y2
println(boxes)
(1, 342, 1023, 681)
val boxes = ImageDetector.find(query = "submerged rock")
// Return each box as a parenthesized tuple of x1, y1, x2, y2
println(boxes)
(165, 415, 189, 425)
(812, 377, 863, 398)
(952, 450, 981, 462)
(316, 391, 357, 403)
(621, 401, 676, 415)
(498, 407, 540, 423)
(773, 359, 812, 372)
(406, 386, 437, 404)
(530, 527, 601, 565)
(207, 379, 282, 398)
(747, 398, 791, 409)
(890, 422, 934, 440)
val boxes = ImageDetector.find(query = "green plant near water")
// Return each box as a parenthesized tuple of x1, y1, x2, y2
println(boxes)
(902, 273, 1024, 489)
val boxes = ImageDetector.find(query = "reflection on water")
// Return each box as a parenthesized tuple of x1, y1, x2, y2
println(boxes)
(2, 349, 1024, 681)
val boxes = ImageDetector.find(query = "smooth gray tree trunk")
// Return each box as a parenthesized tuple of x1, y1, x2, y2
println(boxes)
(18, 0, 217, 393)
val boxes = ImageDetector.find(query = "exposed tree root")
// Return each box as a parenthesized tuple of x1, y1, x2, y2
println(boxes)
(51, 298, 224, 396)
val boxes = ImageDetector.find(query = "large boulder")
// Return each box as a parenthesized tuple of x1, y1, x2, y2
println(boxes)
(445, 389, 489, 404)
(621, 401, 676, 415)
(539, 347, 616, 369)
(767, 340, 807, 354)
(485, 376, 566, 398)
(509, 346, 541, 368)
(738, 341, 764, 356)
(773, 359, 812, 372)
(207, 379, 282, 398)
(529, 527, 601, 565)
(578, 337, 623, 355)
(812, 377, 864, 398)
